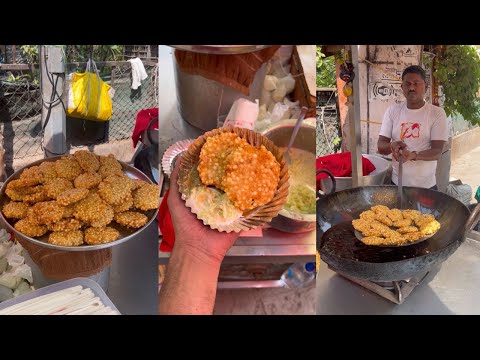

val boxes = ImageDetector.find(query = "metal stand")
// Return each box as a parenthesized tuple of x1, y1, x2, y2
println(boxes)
(329, 265, 429, 304)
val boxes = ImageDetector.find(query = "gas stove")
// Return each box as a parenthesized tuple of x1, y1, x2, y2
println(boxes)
(328, 265, 430, 304)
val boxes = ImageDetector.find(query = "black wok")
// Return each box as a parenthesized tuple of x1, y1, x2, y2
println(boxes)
(316, 182, 480, 282)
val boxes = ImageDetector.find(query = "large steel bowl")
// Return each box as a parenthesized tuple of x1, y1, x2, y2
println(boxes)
(262, 118, 316, 233)
(173, 53, 268, 131)
(318, 154, 391, 193)
(0, 156, 159, 252)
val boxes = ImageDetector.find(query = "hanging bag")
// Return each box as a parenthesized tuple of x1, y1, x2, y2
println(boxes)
(66, 58, 114, 121)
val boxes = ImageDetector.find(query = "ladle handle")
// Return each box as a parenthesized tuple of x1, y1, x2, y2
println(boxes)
(317, 169, 336, 196)
(398, 149, 403, 209)
(146, 116, 159, 146)
(286, 107, 308, 153)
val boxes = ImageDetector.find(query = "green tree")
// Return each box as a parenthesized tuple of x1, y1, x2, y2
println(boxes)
(316, 46, 337, 88)
(19, 45, 125, 63)
(433, 45, 480, 126)
(20, 45, 39, 64)
(66, 45, 124, 62)
(65, 45, 125, 76)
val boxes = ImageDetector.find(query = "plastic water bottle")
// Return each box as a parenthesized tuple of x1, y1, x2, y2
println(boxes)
(281, 262, 316, 289)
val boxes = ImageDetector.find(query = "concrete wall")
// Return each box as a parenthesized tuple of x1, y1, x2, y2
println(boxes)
(342, 46, 423, 154)
(361, 45, 422, 154)
(452, 126, 480, 162)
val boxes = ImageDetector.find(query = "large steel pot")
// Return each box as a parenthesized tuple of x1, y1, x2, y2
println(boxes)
(262, 118, 316, 233)
(173, 48, 269, 131)
(318, 154, 391, 193)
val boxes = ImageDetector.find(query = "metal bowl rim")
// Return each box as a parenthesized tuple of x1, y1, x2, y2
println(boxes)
(0, 155, 159, 252)
(261, 120, 316, 223)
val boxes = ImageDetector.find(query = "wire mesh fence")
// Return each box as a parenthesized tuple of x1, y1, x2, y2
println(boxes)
(109, 63, 158, 141)
(0, 68, 43, 162)
(316, 89, 341, 157)
(0, 55, 158, 164)
(65, 61, 158, 146)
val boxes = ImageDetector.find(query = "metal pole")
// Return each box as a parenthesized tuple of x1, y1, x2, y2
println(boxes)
(350, 45, 363, 187)
(40, 45, 67, 157)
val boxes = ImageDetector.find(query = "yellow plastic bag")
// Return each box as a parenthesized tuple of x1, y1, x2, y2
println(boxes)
(66, 59, 114, 121)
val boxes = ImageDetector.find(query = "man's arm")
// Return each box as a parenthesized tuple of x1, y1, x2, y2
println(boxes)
(405, 140, 445, 161)
(158, 157, 238, 315)
(378, 107, 408, 159)
(378, 135, 407, 161)
(159, 244, 222, 315)
(378, 135, 392, 155)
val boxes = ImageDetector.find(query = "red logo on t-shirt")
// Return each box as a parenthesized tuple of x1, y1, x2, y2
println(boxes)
(400, 122, 420, 140)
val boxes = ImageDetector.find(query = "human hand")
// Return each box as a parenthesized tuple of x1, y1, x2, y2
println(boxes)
(391, 141, 407, 161)
(167, 155, 239, 264)
(401, 149, 417, 162)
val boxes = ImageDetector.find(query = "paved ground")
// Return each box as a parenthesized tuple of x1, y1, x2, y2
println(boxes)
(213, 285, 315, 315)
(450, 145, 480, 203)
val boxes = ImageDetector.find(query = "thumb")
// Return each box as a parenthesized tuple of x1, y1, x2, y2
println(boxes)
(169, 154, 183, 194)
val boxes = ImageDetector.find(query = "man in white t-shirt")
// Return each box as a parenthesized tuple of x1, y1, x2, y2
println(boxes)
(378, 65, 448, 189)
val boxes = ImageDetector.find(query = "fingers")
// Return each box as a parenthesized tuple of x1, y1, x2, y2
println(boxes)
(391, 141, 407, 161)
(403, 150, 415, 162)
(167, 155, 184, 209)
(169, 155, 182, 193)
(392, 145, 399, 161)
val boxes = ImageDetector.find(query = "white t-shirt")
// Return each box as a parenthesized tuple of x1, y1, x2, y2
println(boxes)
(379, 101, 448, 188)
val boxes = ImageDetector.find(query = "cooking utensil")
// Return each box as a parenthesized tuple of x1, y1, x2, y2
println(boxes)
(0, 156, 159, 252)
(354, 229, 435, 247)
(318, 154, 391, 194)
(284, 107, 308, 165)
(261, 118, 316, 233)
(317, 185, 480, 282)
(398, 150, 404, 209)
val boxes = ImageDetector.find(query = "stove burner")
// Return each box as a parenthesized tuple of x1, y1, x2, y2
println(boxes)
(329, 265, 430, 304)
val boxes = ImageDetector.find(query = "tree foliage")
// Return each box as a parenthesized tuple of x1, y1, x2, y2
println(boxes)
(65, 45, 124, 62)
(316, 46, 337, 88)
(433, 45, 480, 126)
(19, 45, 125, 64)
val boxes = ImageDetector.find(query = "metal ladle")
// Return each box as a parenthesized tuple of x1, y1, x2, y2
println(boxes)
(354, 149, 436, 247)
(284, 106, 308, 165)
(398, 149, 404, 209)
